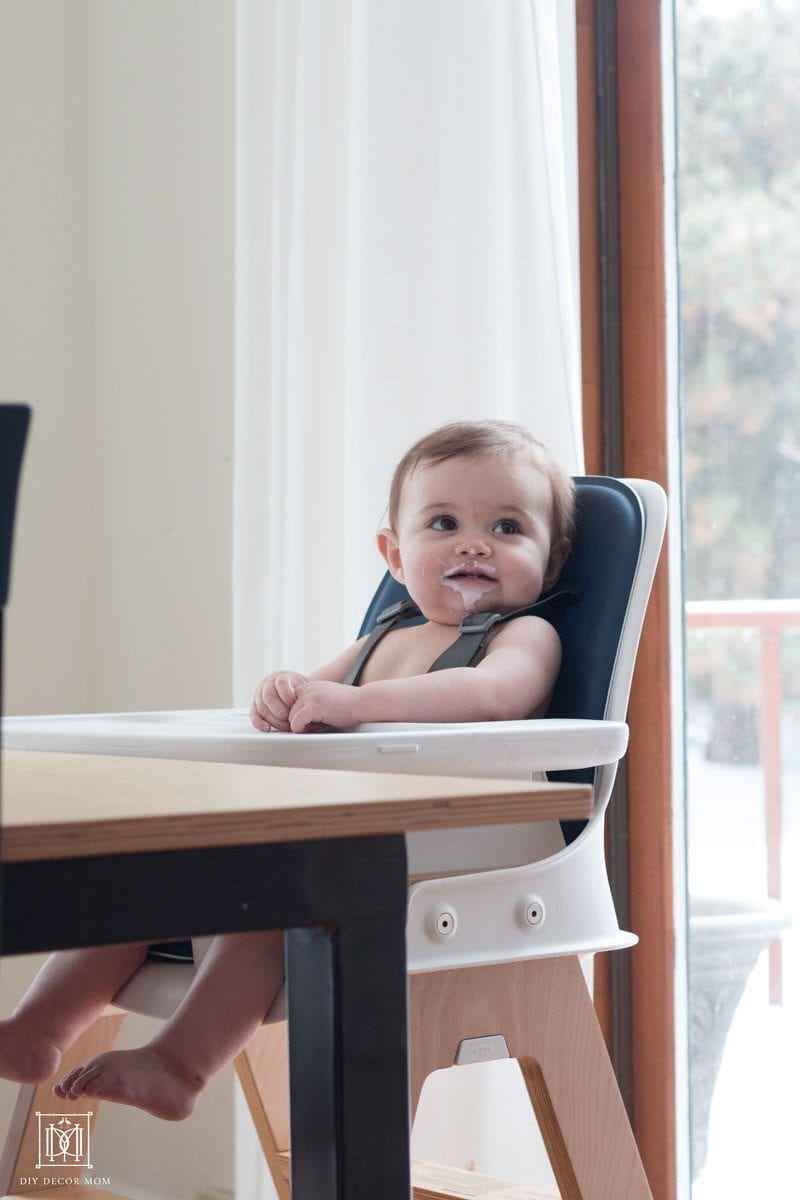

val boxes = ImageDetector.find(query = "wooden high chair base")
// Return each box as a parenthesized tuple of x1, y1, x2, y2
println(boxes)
(409, 957, 652, 1200)
(240, 955, 652, 1200)
(0, 957, 652, 1200)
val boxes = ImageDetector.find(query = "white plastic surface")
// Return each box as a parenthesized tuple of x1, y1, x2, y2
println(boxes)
(1, 708, 627, 777)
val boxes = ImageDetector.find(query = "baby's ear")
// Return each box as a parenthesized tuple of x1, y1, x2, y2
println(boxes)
(543, 537, 571, 591)
(377, 527, 405, 581)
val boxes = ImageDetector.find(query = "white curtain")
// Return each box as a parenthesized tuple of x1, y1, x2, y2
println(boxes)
(233, 0, 582, 696)
(233, 0, 581, 1194)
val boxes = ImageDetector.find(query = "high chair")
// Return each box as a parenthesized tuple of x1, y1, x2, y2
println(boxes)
(1, 476, 666, 1200)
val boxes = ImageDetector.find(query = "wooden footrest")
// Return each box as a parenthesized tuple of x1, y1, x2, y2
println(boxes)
(413, 1160, 558, 1199)
(275, 1151, 558, 1198)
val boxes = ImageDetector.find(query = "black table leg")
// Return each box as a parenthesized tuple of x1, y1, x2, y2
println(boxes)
(2, 833, 412, 1199)
(287, 869, 411, 1199)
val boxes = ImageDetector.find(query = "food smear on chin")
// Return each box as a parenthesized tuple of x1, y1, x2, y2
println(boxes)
(442, 564, 498, 612)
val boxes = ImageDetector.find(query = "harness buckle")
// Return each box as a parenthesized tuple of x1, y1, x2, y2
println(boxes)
(376, 599, 419, 624)
(458, 611, 502, 635)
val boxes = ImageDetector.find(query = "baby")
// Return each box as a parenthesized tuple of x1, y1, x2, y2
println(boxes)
(251, 419, 574, 733)
(0, 419, 573, 1122)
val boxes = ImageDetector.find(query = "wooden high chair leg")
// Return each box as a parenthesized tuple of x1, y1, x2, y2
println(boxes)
(0, 1011, 128, 1195)
(233, 1020, 291, 1200)
(409, 957, 653, 1200)
(228, 959, 652, 1200)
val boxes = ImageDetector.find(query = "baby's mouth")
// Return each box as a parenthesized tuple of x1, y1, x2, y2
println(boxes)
(442, 565, 498, 599)
(442, 563, 498, 611)
(444, 563, 497, 583)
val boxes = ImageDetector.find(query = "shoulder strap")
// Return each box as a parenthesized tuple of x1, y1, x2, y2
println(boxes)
(344, 585, 581, 685)
(342, 598, 422, 686)
(427, 586, 581, 673)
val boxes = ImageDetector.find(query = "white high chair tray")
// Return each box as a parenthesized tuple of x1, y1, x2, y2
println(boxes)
(1, 708, 627, 779)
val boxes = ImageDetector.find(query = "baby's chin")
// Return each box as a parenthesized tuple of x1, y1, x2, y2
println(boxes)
(420, 593, 499, 625)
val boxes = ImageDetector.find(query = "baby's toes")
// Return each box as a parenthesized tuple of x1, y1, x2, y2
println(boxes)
(54, 1065, 86, 1098)
(77, 1068, 105, 1097)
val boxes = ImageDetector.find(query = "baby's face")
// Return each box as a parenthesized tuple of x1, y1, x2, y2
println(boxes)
(379, 453, 567, 625)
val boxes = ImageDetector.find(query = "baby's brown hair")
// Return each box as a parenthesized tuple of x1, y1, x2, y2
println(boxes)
(387, 420, 575, 546)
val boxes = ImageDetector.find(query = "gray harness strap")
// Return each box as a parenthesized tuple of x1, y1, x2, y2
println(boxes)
(342, 588, 579, 686)
(342, 599, 420, 687)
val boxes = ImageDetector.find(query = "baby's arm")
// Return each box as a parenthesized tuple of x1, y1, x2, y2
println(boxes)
(287, 617, 561, 732)
(250, 638, 367, 731)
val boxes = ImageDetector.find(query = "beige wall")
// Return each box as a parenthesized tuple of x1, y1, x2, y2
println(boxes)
(1, 3, 236, 1196)
(2, 0, 234, 718)
(2, 2, 94, 713)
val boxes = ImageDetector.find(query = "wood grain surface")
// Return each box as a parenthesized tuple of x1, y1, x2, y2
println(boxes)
(1, 751, 592, 862)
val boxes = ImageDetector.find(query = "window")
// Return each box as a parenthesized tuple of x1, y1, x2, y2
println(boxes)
(676, 1, 800, 1193)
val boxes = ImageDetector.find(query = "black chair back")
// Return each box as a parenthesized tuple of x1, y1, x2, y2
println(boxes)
(0, 405, 31, 610)
(1, 403, 32, 948)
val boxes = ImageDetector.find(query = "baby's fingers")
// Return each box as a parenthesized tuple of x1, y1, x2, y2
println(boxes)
(288, 700, 314, 733)
(273, 674, 299, 708)
(249, 705, 274, 732)
(250, 701, 285, 733)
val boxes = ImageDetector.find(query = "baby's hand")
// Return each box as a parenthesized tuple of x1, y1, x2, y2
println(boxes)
(251, 671, 309, 732)
(288, 681, 362, 733)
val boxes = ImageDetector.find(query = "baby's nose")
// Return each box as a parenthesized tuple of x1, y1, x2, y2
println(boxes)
(456, 535, 490, 556)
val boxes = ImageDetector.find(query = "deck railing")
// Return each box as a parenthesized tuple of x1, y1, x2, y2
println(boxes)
(685, 599, 800, 1003)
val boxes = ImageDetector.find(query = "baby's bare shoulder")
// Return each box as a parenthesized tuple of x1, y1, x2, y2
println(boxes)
(486, 614, 561, 654)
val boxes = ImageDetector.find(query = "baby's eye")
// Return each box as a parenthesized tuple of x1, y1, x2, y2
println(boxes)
(493, 519, 520, 535)
(430, 515, 458, 531)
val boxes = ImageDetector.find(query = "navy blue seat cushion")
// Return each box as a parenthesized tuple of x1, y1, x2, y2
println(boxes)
(148, 941, 195, 962)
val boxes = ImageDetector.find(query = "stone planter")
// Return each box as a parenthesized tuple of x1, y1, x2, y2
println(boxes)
(688, 895, 791, 1179)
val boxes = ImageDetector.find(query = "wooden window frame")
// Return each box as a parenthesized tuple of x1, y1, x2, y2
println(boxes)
(577, 4, 675, 1200)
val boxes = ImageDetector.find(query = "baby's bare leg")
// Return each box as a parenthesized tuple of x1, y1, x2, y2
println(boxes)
(0, 943, 151, 1084)
(58, 930, 284, 1121)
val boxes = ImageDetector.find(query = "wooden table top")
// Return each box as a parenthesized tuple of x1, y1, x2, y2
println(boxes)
(1, 750, 592, 863)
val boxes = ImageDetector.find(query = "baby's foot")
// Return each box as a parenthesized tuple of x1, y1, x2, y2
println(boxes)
(54, 1047, 203, 1121)
(0, 1018, 62, 1083)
